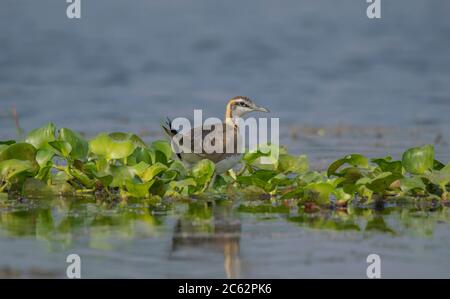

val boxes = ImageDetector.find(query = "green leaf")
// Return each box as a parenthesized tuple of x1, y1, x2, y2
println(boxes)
(332, 188, 353, 204)
(399, 176, 426, 193)
(327, 154, 369, 177)
(89, 133, 136, 160)
(25, 122, 56, 149)
(139, 163, 168, 182)
(362, 172, 403, 193)
(427, 170, 450, 190)
(371, 156, 402, 174)
(150, 140, 173, 164)
(60, 128, 89, 161)
(124, 180, 155, 198)
(49, 140, 72, 158)
(237, 169, 278, 191)
(108, 165, 135, 188)
(109, 132, 147, 148)
(243, 144, 284, 170)
(165, 178, 197, 197)
(0, 159, 34, 181)
(434, 159, 445, 170)
(442, 163, 450, 173)
(304, 182, 335, 205)
(278, 154, 309, 174)
(0, 142, 37, 163)
(67, 167, 94, 188)
(0, 140, 16, 145)
(191, 159, 215, 186)
(127, 147, 153, 165)
(36, 149, 55, 168)
(402, 144, 434, 175)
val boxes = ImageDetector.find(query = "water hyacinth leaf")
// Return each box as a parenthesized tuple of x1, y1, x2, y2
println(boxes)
(128, 147, 152, 166)
(242, 150, 267, 165)
(298, 171, 325, 185)
(333, 188, 352, 205)
(35, 164, 52, 182)
(442, 163, 450, 173)
(0, 142, 37, 163)
(150, 140, 173, 164)
(427, 170, 450, 191)
(109, 132, 147, 148)
(278, 154, 309, 174)
(25, 122, 56, 149)
(191, 159, 215, 186)
(269, 173, 294, 187)
(49, 140, 72, 158)
(36, 149, 55, 167)
(237, 176, 268, 190)
(249, 169, 278, 182)
(0, 159, 35, 181)
(363, 172, 403, 193)
(140, 163, 168, 182)
(125, 180, 155, 198)
(237, 169, 278, 191)
(327, 154, 369, 177)
(60, 128, 89, 161)
(159, 160, 187, 182)
(67, 167, 94, 188)
(399, 176, 426, 193)
(371, 156, 403, 174)
(108, 165, 135, 188)
(130, 161, 150, 177)
(304, 182, 334, 205)
(166, 178, 197, 197)
(340, 167, 366, 184)
(89, 133, 136, 160)
(168, 160, 187, 176)
(0, 141, 16, 156)
(0, 145, 8, 156)
(243, 144, 284, 170)
(433, 160, 445, 170)
(402, 144, 434, 175)
(94, 173, 113, 187)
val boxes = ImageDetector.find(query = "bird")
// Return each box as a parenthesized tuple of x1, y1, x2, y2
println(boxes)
(162, 96, 269, 178)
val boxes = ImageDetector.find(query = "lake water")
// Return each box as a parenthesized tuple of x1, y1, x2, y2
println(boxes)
(0, 0, 450, 278)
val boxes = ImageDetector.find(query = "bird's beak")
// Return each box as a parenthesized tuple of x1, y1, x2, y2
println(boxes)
(253, 105, 270, 113)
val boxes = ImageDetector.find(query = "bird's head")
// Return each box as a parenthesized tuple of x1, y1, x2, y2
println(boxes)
(225, 96, 269, 119)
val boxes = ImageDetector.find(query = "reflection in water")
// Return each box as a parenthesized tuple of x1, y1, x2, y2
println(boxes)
(1, 194, 450, 278)
(0, 195, 165, 251)
(171, 200, 241, 278)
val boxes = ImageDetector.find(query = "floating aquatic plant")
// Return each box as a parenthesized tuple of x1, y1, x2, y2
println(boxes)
(0, 123, 449, 207)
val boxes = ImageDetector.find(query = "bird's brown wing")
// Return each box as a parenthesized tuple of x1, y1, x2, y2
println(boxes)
(177, 123, 240, 163)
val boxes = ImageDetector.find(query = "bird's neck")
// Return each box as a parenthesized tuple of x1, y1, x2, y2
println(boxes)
(225, 102, 239, 127)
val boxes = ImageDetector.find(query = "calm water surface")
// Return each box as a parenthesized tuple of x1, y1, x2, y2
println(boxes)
(0, 0, 450, 278)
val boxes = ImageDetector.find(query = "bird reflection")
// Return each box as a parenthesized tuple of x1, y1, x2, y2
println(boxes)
(171, 200, 241, 278)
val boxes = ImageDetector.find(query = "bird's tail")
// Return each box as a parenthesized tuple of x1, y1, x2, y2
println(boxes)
(161, 117, 183, 161)
(161, 117, 178, 138)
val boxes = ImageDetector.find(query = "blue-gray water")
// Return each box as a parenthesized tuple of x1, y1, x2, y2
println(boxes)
(1, 0, 450, 278)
